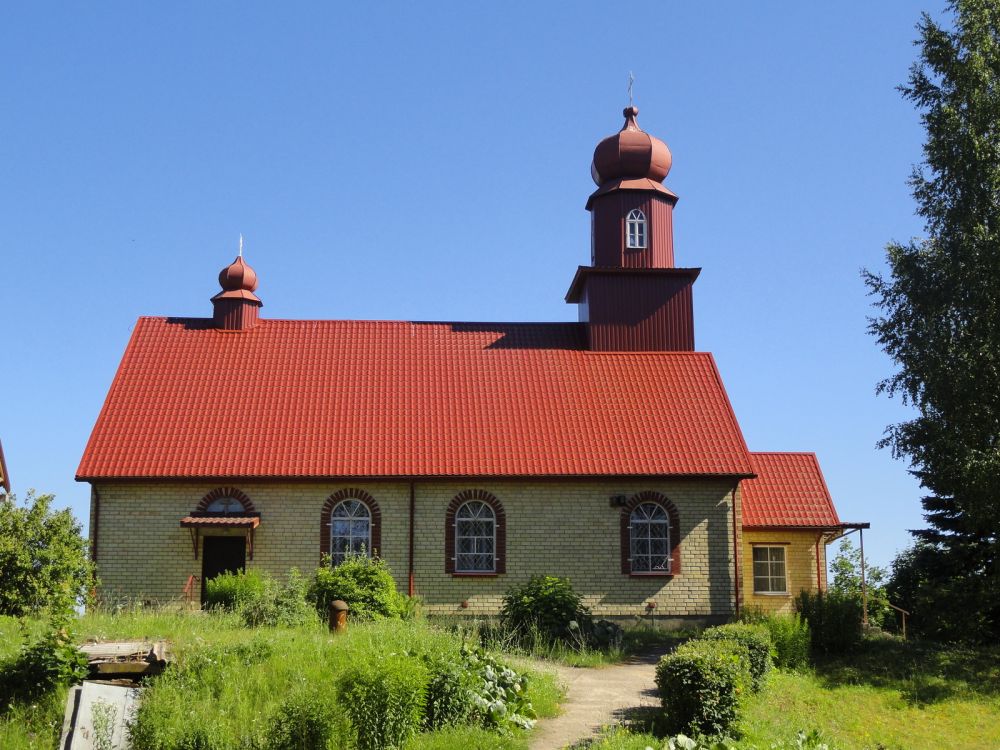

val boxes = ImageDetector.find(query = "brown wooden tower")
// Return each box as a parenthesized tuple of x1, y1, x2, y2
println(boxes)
(566, 107, 699, 351)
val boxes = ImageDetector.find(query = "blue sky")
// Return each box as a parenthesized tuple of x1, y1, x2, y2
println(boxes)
(1, 2, 939, 570)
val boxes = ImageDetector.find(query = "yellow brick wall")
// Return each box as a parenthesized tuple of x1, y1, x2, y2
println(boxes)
(742, 529, 827, 615)
(90, 479, 739, 618)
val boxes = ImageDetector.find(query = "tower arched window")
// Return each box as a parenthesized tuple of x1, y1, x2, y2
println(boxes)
(626, 209, 647, 249)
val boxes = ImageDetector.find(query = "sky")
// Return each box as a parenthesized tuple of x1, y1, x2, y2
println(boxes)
(0, 2, 943, 571)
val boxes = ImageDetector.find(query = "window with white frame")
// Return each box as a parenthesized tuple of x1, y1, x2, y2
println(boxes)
(630, 502, 670, 573)
(455, 501, 496, 573)
(752, 546, 788, 594)
(330, 499, 372, 565)
(626, 209, 647, 249)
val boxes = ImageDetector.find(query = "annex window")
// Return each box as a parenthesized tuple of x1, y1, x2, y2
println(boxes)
(630, 502, 670, 573)
(330, 499, 372, 565)
(455, 501, 496, 573)
(752, 546, 788, 594)
(626, 208, 647, 249)
(320, 489, 381, 565)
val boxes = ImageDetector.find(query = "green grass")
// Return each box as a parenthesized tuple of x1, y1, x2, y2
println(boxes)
(0, 610, 563, 750)
(436, 617, 693, 668)
(581, 638, 1000, 750)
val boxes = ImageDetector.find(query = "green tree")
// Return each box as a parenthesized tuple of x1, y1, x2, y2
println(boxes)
(863, 0, 1000, 642)
(0, 491, 95, 617)
(828, 539, 891, 629)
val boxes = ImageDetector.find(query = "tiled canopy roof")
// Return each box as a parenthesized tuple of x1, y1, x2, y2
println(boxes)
(742, 452, 840, 528)
(76, 317, 754, 480)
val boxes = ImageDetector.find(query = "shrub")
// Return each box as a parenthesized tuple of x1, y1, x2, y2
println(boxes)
(204, 569, 267, 611)
(0, 626, 89, 706)
(309, 554, 402, 621)
(422, 653, 479, 730)
(264, 687, 352, 750)
(700, 623, 772, 691)
(239, 569, 316, 628)
(764, 614, 811, 669)
(654, 639, 750, 736)
(461, 645, 536, 731)
(500, 575, 590, 643)
(796, 590, 862, 654)
(0, 491, 95, 618)
(337, 655, 429, 749)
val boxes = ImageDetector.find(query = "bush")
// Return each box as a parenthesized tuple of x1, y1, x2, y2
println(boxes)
(310, 554, 402, 621)
(796, 591, 862, 654)
(700, 623, 772, 691)
(239, 569, 316, 628)
(0, 491, 95, 618)
(763, 614, 811, 670)
(500, 575, 590, 643)
(654, 639, 750, 736)
(264, 687, 353, 750)
(0, 626, 89, 706)
(204, 569, 267, 611)
(461, 645, 536, 732)
(337, 655, 429, 749)
(423, 653, 479, 730)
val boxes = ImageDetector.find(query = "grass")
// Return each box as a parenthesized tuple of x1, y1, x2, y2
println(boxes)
(435, 617, 693, 668)
(0, 609, 563, 750)
(579, 637, 1000, 750)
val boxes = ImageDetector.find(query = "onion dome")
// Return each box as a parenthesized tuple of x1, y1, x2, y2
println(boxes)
(591, 106, 672, 186)
(218, 255, 258, 293)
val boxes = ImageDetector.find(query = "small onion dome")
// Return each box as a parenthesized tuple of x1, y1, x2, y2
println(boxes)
(591, 106, 672, 186)
(218, 255, 258, 293)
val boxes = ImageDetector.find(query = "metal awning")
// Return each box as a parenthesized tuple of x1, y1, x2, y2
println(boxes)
(180, 516, 260, 560)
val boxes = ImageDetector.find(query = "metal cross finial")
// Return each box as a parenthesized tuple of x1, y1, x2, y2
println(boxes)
(239, 233, 244, 258)
(627, 71, 635, 107)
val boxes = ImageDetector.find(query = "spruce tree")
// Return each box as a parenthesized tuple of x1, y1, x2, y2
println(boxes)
(864, 0, 1000, 641)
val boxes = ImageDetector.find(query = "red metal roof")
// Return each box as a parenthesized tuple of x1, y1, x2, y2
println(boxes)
(180, 516, 260, 528)
(742, 452, 840, 529)
(0, 438, 9, 493)
(76, 317, 754, 480)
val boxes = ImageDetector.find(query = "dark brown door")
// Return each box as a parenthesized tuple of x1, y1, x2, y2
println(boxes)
(201, 536, 247, 603)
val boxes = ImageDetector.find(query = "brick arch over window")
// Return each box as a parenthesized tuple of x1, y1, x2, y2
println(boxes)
(320, 489, 382, 560)
(445, 489, 506, 575)
(196, 487, 256, 514)
(620, 491, 681, 575)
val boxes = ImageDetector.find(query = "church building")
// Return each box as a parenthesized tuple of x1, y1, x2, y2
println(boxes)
(77, 107, 852, 622)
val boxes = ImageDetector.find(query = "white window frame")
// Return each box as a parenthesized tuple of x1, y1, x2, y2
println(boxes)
(629, 502, 671, 574)
(454, 501, 496, 573)
(752, 545, 788, 595)
(626, 208, 647, 249)
(329, 499, 372, 566)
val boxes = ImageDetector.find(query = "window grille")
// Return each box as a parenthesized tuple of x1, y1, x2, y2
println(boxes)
(752, 546, 788, 594)
(330, 499, 371, 566)
(626, 208, 647, 249)
(455, 501, 496, 573)
(205, 497, 242, 513)
(630, 502, 670, 573)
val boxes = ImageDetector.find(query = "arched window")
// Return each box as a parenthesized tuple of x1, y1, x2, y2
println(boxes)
(320, 489, 381, 564)
(196, 487, 255, 515)
(626, 209, 647, 249)
(330, 499, 371, 565)
(621, 492, 680, 575)
(205, 496, 244, 514)
(445, 490, 506, 575)
(630, 503, 670, 572)
(455, 501, 495, 573)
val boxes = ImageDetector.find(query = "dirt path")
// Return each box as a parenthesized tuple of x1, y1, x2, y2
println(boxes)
(529, 650, 666, 750)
